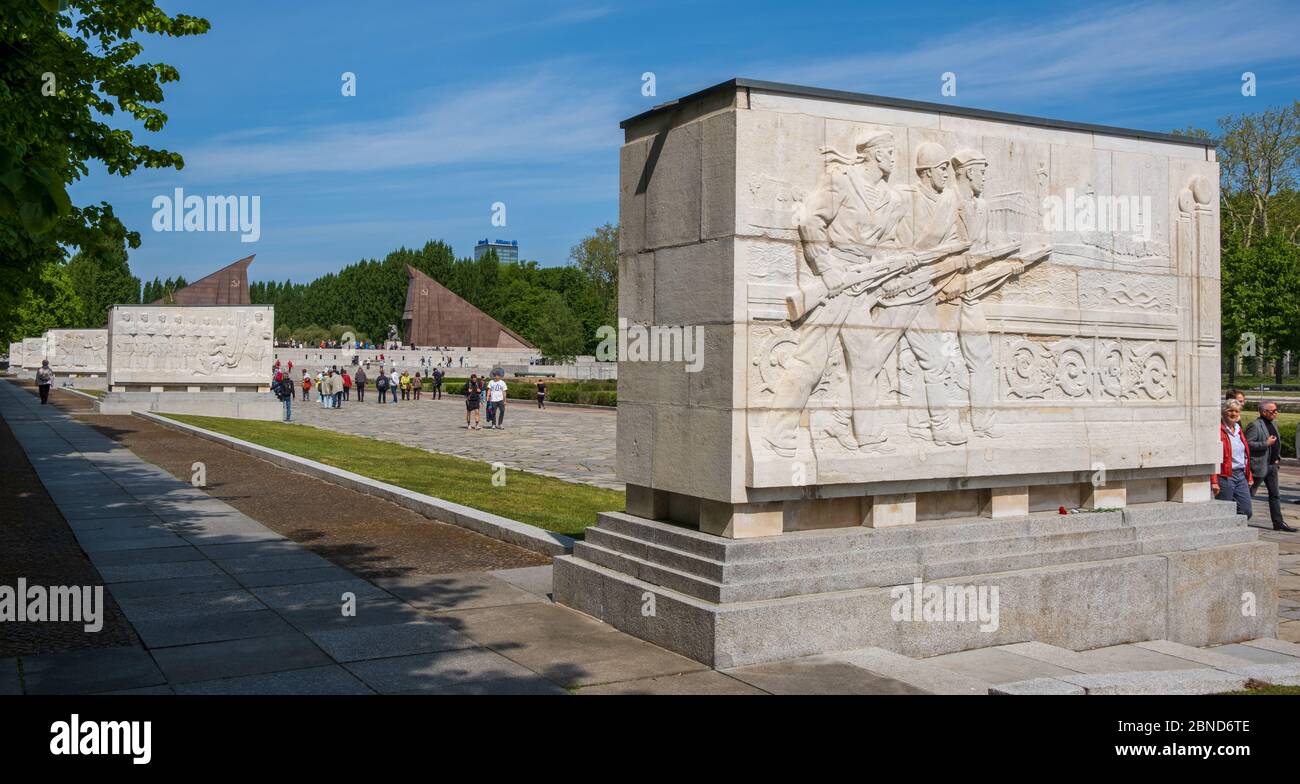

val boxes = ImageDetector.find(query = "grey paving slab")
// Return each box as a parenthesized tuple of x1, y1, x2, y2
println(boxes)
(194, 540, 308, 560)
(174, 665, 374, 695)
(306, 620, 476, 662)
(114, 589, 265, 622)
(233, 565, 357, 589)
(291, 394, 619, 490)
(97, 559, 225, 584)
(395, 675, 568, 695)
(66, 515, 166, 532)
(277, 598, 428, 633)
(1060, 669, 1250, 695)
(724, 656, 928, 695)
(1210, 643, 1300, 665)
(924, 647, 1085, 685)
(95, 685, 175, 695)
(1081, 644, 1209, 673)
(577, 670, 768, 695)
(89, 546, 207, 568)
(131, 609, 298, 649)
(1241, 637, 1300, 658)
(150, 632, 333, 684)
(832, 647, 992, 695)
(106, 573, 242, 600)
(249, 578, 392, 610)
(1134, 639, 1259, 669)
(20, 646, 165, 695)
(490, 564, 554, 600)
(215, 552, 336, 575)
(73, 529, 189, 552)
(375, 571, 543, 613)
(990, 678, 1086, 695)
(344, 648, 545, 694)
(0, 658, 20, 695)
(436, 601, 706, 687)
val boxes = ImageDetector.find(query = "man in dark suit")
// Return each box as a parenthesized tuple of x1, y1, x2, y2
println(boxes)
(1246, 400, 1297, 532)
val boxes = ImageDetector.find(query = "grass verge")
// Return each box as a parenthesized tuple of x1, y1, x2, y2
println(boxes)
(161, 413, 623, 537)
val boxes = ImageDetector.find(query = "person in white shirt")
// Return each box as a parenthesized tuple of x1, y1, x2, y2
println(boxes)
(487, 376, 508, 429)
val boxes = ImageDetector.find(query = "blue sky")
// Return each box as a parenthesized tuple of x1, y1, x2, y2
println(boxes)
(71, 0, 1300, 286)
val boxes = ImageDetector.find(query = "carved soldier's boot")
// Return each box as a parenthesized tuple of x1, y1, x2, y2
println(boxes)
(972, 412, 1002, 438)
(764, 433, 798, 459)
(855, 432, 894, 453)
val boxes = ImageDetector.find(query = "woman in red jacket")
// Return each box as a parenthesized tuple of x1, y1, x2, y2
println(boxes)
(1212, 399, 1254, 519)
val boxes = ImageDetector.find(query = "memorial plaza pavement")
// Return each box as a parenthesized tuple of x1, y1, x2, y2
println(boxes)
(290, 393, 620, 490)
(1, 380, 1298, 694)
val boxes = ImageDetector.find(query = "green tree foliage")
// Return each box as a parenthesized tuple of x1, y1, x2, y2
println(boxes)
(1222, 232, 1300, 384)
(0, 0, 208, 339)
(5, 261, 81, 341)
(568, 222, 618, 326)
(65, 243, 141, 326)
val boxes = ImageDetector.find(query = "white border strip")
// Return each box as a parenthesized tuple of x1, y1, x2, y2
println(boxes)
(138, 412, 576, 556)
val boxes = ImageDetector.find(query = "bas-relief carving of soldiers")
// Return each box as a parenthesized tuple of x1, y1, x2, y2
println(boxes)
(867, 141, 969, 446)
(762, 130, 919, 458)
(940, 148, 1001, 438)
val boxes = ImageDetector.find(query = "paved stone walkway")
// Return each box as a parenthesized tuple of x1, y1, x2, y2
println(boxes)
(0, 380, 754, 694)
(4, 378, 1297, 694)
(1253, 465, 1300, 636)
(291, 394, 620, 491)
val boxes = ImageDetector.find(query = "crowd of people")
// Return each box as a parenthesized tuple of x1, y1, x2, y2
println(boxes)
(268, 359, 555, 436)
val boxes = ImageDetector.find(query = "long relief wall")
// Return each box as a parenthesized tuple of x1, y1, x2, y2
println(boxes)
(108, 305, 274, 387)
(738, 107, 1219, 488)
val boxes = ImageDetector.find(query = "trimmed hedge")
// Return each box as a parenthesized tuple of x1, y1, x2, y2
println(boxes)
(442, 379, 616, 407)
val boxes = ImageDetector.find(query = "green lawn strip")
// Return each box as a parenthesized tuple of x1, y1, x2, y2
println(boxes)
(72, 387, 105, 398)
(162, 414, 622, 537)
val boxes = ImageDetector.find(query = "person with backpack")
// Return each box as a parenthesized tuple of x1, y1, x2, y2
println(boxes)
(36, 360, 54, 404)
(342, 369, 352, 402)
(431, 367, 444, 400)
(536, 379, 546, 409)
(412, 371, 423, 400)
(464, 374, 482, 430)
(273, 371, 292, 421)
(301, 371, 312, 401)
(354, 366, 367, 402)
(376, 367, 389, 403)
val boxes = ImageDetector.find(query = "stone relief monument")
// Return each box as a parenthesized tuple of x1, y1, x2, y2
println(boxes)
(107, 305, 272, 388)
(555, 79, 1274, 668)
(21, 337, 46, 370)
(45, 329, 108, 375)
(100, 305, 279, 419)
(7, 342, 24, 373)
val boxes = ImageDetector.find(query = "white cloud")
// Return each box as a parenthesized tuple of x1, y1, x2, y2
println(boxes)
(754, 0, 1298, 105)
(180, 67, 622, 180)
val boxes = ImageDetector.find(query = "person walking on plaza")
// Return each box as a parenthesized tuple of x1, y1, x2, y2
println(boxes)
(1246, 400, 1297, 531)
(488, 374, 508, 429)
(412, 371, 423, 400)
(536, 379, 546, 409)
(388, 369, 399, 404)
(301, 370, 312, 401)
(1212, 399, 1254, 520)
(464, 374, 482, 429)
(400, 370, 411, 401)
(376, 367, 389, 403)
(273, 371, 293, 422)
(333, 369, 343, 408)
(432, 367, 443, 399)
(342, 369, 352, 402)
(36, 359, 53, 404)
(354, 366, 367, 402)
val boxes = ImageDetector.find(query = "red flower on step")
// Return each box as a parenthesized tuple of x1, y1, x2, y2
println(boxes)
(1058, 506, 1068, 515)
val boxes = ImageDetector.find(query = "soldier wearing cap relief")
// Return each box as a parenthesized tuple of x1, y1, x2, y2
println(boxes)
(762, 130, 917, 457)
(867, 141, 968, 446)
(945, 147, 1002, 438)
